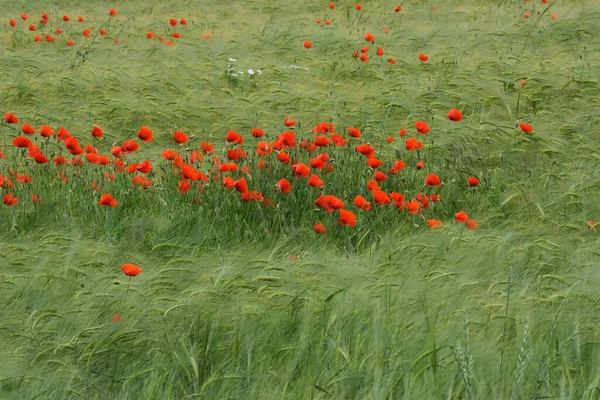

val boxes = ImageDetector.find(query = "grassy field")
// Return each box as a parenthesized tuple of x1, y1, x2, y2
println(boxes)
(1, 0, 600, 398)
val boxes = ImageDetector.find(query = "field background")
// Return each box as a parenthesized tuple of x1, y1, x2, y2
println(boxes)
(2, 0, 600, 398)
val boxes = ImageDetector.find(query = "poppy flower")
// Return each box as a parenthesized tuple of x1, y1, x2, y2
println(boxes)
(347, 127, 361, 138)
(91, 125, 103, 138)
(122, 139, 139, 153)
(121, 263, 142, 277)
(39, 125, 54, 137)
(519, 123, 533, 132)
(180, 18, 187, 25)
(113, 314, 123, 323)
(222, 177, 235, 189)
(325, 20, 331, 25)
(83, 29, 90, 38)
(466, 219, 478, 230)
(523, 12, 531, 18)
(255, 142, 272, 157)
(329, 3, 335, 9)
(63, 15, 69, 21)
(109, 9, 117, 16)
(21, 123, 35, 134)
(405, 138, 423, 151)
(146, 32, 154, 39)
(202, 33, 212, 39)
(99, 29, 106, 36)
(367, 158, 382, 169)
(373, 190, 391, 205)
(394, 6, 402, 12)
(330, 134, 346, 146)
(355, 3, 362, 11)
(303, 40, 312, 49)
(308, 175, 324, 187)
(353, 195, 371, 211)
(425, 173, 441, 186)
(284, 117, 296, 127)
(178, 179, 191, 194)
(399, 128, 407, 137)
(390, 192, 405, 209)
(415, 121, 430, 134)
(313, 223, 327, 235)
(406, 199, 420, 215)
(360, 54, 369, 62)
(78, 16, 84, 22)
(173, 130, 188, 144)
(551, 14, 557, 20)
(455, 211, 468, 223)
(387, 58, 396, 64)
(55, 28, 62, 34)
(447, 108, 463, 122)
(3, 194, 18, 207)
(4, 113, 19, 124)
(98, 193, 117, 207)
(374, 171, 387, 182)
(389, 160, 406, 174)
(291, 163, 310, 178)
(276, 151, 290, 164)
(32, 195, 41, 204)
(386, 136, 394, 143)
(468, 176, 480, 186)
(338, 209, 357, 227)
(218, 162, 238, 172)
(587, 221, 595, 230)
(317, 19, 323, 24)
(169, 18, 177, 26)
(138, 126, 153, 142)
(225, 130, 243, 144)
(416, 160, 424, 169)
(137, 160, 152, 174)
(234, 178, 248, 194)
(33, 153, 49, 164)
(376, 47, 384, 56)
(251, 127, 264, 138)
(355, 143, 375, 158)
(66, 40, 74, 46)
(427, 219, 442, 229)
(9, 19, 16, 28)
(173, 32, 180, 38)
(419, 53, 429, 62)
(314, 136, 330, 146)
(277, 178, 291, 193)
(315, 195, 344, 212)
(13, 136, 32, 148)
(364, 32, 374, 42)
(21, 14, 29, 20)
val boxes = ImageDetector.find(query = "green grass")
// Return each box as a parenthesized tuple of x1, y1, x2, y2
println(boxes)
(1, 0, 600, 398)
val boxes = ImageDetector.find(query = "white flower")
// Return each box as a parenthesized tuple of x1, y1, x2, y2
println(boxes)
(248, 69, 254, 75)
(228, 58, 236, 62)
(238, 71, 244, 75)
(257, 70, 262, 74)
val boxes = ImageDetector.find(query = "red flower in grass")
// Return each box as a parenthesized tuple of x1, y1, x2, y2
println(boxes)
(447, 108, 463, 121)
(98, 193, 117, 207)
(427, 219, 442, 229)
(338, 209, 357, 227)
(313, 223, 327, 235)
(4, 113, 19, 124)
(3, 194, 18, 207)
(121, 263, 142, 277)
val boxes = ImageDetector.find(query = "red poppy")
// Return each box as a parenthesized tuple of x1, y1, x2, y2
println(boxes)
(427, 219, 442, 229)
(405, 138, 423, 151)
(9, 19, 16, 28)
(519, 123, 533, 132)
(347, 127, 361, 138)
(364, 32, 375, 42)
(56, 28, 62, 34)
(374, 171, 387, 182)
(367, 158, 382, 169)
(389, 160, 405, 174)
(355, 3, 362, 11)
(234, 178, 248, 194)
(466, 219, 478, 230)
(222, 177, 235, 189)
(387, 58, 396, 64)
(523, 12, 531, 18)
(225, 130, 243, 144)
(32, 194, 41, 204)
(173, 130, 188, 144)
(315, 195, 344, 212)
(178, 179, 191, 194)
(122, 139, 139, 152)
(314, 136, 330, 146)
(109, 9, 117, 16)
(3, 194, 18, 206)
(251, 127, 264, 138)
(366, 180, 380, 192)
(277, 151, 290, 164)
(13, 136, 32, 148)
(353, 195, 371, 211)
(21, 123, 35, 134)
(455, 211, 468, 223)
(173, 32, 180, 38)
(468, 176, 480, 186)
(121, 263, 142, 277)
(291, 163, 310, 178)
(39, 125, 54, 137)
(78, 16, 84, 22)
(360, 54, 368, 62)
(329, 3, 335, 9)
(21, 14, 29, 20)
(394, 6, 402, 12)
(373, 190, 391, 205)
(98, 193, 118, 207)
(137, 160, 152, 174)
(63, 15, 70, 21)
(447, 108, 463, 122)
(83, 29, 90, 38)
(99, 29, 106, 36)
(338, 209, 357, 227)
(91, 125, 103, 138)
(419, 53, 429, 62)
(218, 162, 238, 172)
(169, 19, 177, 26)
(303, 40, 312, 49)
(308, 175, 324, 187)
(284, 117, 296, 127)
(277, 178, 291, 193)
(33, 153, 49, 164)
(425, 173, 441, 186)
(146, 32, 154, 39)
(67, 40, 74, 46)
(313, 223, 327, 235)
(416, 160, 424, 169)
(415, 121, 430, 134)
(399, 128, 407, 137)
(4, 113, 19, 124)
(180, 18, 187, 25)
(355, 143, 375, 158)
(376, 47, 384, 56)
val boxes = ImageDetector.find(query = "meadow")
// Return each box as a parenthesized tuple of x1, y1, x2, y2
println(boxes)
(1, 0, 600, 398)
